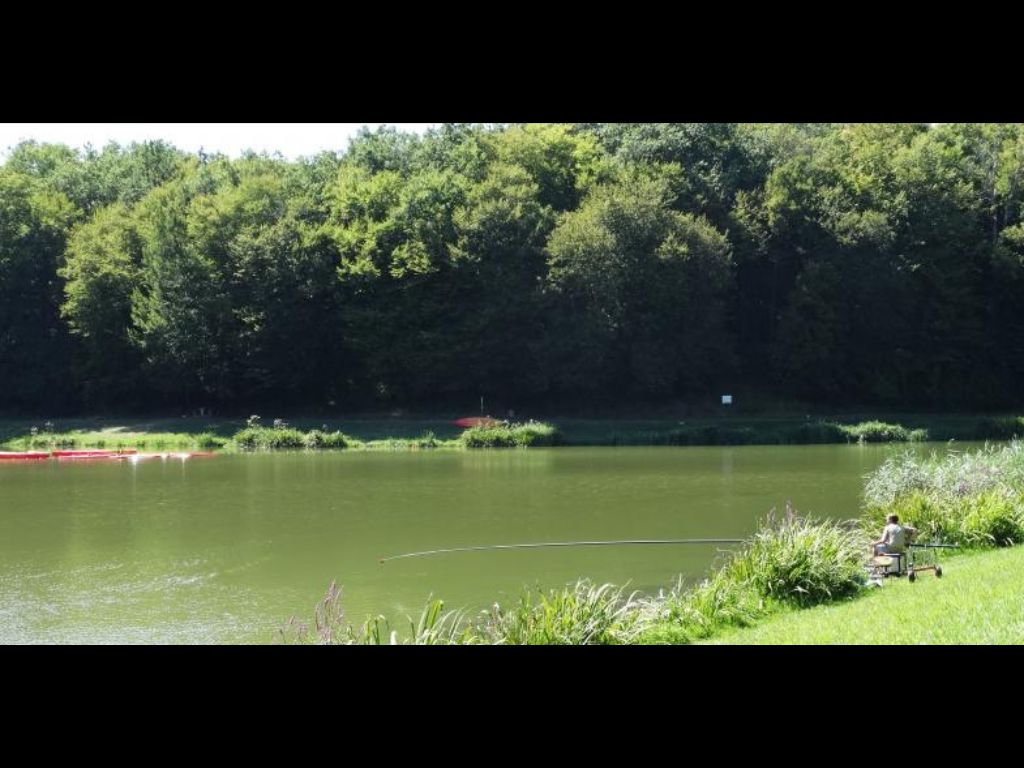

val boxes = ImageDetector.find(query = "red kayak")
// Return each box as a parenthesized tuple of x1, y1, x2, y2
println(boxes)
(52, 449, 138, 457)
(453, 417, 501, 428)
(0, 451, 50, 461)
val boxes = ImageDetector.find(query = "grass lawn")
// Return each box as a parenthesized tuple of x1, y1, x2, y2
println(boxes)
(706, 547, 1024, 644)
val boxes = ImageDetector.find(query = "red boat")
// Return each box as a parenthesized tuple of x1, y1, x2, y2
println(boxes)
(52, 449, 138, 457)
(453, 417, 501, 428)
(0, 451, 50, 461)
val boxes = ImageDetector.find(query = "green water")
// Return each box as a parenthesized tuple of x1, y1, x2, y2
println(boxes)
(0, 444, 960, 644)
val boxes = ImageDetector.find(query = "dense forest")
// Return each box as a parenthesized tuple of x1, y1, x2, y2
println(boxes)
(1, 123, 1022, 414)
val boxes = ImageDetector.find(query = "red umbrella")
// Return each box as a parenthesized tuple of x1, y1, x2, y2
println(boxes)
(453, 417, 501, 428)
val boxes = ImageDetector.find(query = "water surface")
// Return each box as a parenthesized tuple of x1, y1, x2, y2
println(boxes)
(0, 444, 961, 643)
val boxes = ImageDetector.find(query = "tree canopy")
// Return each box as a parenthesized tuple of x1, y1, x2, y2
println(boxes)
(2, 124, 1023, 413)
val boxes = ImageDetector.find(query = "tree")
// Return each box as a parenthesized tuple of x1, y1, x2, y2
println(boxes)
(546, 175, 733, 400)
(0, 171, 78, 410)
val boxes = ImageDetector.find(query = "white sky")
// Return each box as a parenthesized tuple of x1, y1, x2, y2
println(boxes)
(0, 123, 440, 160)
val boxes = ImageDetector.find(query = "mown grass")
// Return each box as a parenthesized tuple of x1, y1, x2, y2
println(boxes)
(706, 546, 1024, 644)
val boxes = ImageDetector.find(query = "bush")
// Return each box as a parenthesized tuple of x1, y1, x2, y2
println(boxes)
(863, 488, 1024, 549)
(195, 432, 226, 449)
(475, 581, 642, 645)
(460, 421, 561, 448)
(302, 430, 349, 449)
(416, 431, 438, 448)
(862, 441, 1024, 549)
(960, 491, 1024, 547)
(634, 574, 767, 644)
(839, 421, 923, 443)
(278, 582, 469, 645)
(234, 426, 306, 450)
(722, 511, 870, 607)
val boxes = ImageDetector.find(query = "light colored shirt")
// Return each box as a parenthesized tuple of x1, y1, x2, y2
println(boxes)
(883, 523, 907, 552)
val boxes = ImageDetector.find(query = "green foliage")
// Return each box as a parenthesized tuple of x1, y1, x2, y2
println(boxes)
(722, 512, 870, 606)
(302, 430, 349, 449)
(459, 421, 561, 447)
(972, 416, 1024, 440)
(277, 581, 470, 645)
(3, 124, 1024, 412)
(635, 511, 870, 643)
(862, 441, 1024, 548)
(474, 581, 643, 645)
(233, 426, 307, 450)
(780, 421, 848, 444)
(838, 421, 925, 443)
(194, 432, 227, 449)
(634, 574, 768, 644)
(545, 175, 733, 398)
(0, 170, 78, 410)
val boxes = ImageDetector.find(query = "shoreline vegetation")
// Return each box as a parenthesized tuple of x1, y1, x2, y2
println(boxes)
(278, 440, 1024, 644)
(2, 414, 1023, 453)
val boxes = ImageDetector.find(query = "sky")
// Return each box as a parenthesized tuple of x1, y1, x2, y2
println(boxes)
(0, 123, 439, 160)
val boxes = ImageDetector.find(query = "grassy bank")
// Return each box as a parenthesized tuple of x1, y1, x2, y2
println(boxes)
(636, 441, 1024, 643)
(706, 546, 1024, 644)
(2, 413, 1022, 451)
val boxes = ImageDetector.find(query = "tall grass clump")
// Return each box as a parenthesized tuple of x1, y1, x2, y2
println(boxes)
(277, 582, 470, 645)
(839, 421, 926, 443)
(234, 425, 307, 450)
(634, 573, 768, 644)
(864, 441, 1024, 508)
(630, 509, 868, 644)
(862, 441, 1024, 548)
(194, 432, 227, 449)
(460, 420, 562, 448)
(722, 510, 871, 606)
(474, 581, 643, 645)
(302, 430, 350, 449)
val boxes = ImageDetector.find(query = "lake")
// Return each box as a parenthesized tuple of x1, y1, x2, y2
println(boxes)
(0, 444, 961, 643)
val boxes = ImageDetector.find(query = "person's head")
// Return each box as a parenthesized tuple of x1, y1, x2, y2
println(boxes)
(887, 514, 899, 524)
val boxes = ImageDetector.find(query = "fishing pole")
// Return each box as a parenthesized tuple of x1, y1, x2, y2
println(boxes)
(379, 538, 745, 564)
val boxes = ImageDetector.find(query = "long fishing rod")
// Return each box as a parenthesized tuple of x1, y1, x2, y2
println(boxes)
(379, 538, 745, 564)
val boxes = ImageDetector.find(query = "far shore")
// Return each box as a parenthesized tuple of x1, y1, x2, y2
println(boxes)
(2, 412, 1022, 452)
